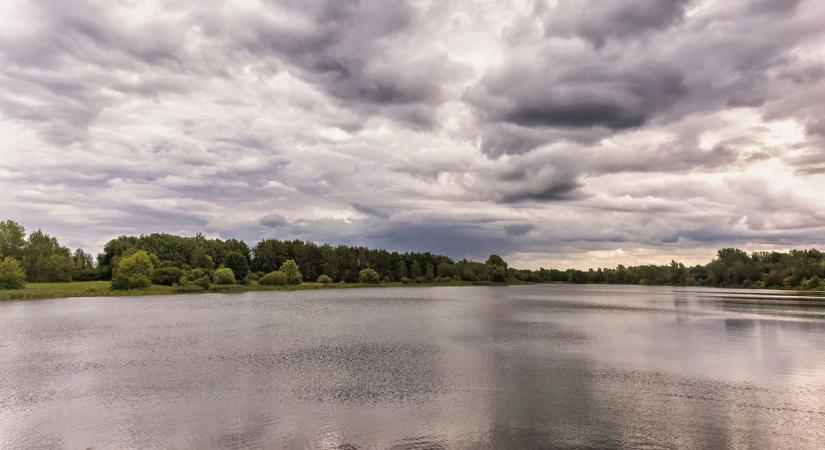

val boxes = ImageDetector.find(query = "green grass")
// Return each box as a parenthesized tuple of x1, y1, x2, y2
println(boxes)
(0, 279, 494, 301)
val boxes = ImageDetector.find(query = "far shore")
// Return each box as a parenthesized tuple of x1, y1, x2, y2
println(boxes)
(0, 280, 512, 302)
(3, 280, 823, 302)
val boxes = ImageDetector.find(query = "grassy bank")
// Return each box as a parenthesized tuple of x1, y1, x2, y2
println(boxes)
(0, 279, 488, 301)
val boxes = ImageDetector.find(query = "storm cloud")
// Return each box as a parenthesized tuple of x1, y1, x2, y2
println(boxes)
(1, 0, 825, 269)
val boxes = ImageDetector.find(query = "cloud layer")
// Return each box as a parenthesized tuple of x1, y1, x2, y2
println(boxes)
(1, 0, 824, 269)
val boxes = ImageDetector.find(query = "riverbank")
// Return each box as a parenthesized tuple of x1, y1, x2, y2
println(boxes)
(0, 279, 499, 301)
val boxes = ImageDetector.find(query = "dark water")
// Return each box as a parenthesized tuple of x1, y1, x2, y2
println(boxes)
(2, 285, 825, 449)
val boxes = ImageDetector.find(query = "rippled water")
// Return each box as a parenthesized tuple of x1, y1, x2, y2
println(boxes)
(2, 285, 825, 449)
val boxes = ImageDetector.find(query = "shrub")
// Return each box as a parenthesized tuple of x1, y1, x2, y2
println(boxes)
(174, 283, 207, 293)
(192, 276, 211, 290)
(111, 251, 154, 290)
(213, 267, 236, 285)
(317, 274, 332, 284)
(260, 270, 288, 286)
(151, 267, 182, 286)
(72, 267, 101, 281)
(0, 257, 26, 289)
(243, 272, 260, 285)
(279, 259, 302, 285)
(401, 277, 412, 284)
(180, 268, 209, 284)
(358, 268, 381, 284)
(112, 273, 151, 290)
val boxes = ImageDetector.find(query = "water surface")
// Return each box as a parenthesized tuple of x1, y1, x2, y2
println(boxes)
(2, 285, 825, 449)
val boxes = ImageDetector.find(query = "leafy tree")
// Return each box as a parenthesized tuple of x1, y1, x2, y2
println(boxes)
(213, 267, 236, 285)
(111, 251, 154, 290)
(424, 262, 435, 282)
(22, 229, 73, 282)
(490, 265, 507, 283)
(486, 254, 508, 269)
(358, 268, 381, 284)
(260, 271, 287, 285)
(317, 274, 332, 284)
(151, 267, 182, 286)
(279, 259, 302, 284)
(190, 247, 215, 270)
(0, 256, 26, 289)
(224, 251, 249, 280)
(72, 248, 94, 269)
(0, 220, 26, 260)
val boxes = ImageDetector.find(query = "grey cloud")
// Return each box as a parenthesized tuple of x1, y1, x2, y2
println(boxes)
(468, 0, 825, 159)
(260, 214, 289, 228)
(542, 0, 692, 48)
(465, 53, 687, 153)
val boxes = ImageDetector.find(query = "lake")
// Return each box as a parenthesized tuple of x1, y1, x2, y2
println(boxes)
(2, 285, 825, 449)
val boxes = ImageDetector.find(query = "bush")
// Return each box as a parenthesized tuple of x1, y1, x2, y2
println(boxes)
(358, 268, 381, 284)
(316, 274, 332, 284)
(174, 283, 206, 293)
(72, 267, 102, 282)
(243, 272, 260, 285)
(279, 259, 302, 285)
(180, 268, 209, 284)
(112, 273, 151, 290)
(192, 276, 211, 290)
(151, 267, 182, 286)
(0, 257, 26, 289)
(260, 270, 288, 285)
(213, 267, 236, 285)
(401, 277, 412, 284)
(111, 251, 154, 290)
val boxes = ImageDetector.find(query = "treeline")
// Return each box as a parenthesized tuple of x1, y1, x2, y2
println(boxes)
(3, 219, 825, 291)
(0, 220, 94, 288)
(96, 233, 509, 286)
(509, 248, 825, 290)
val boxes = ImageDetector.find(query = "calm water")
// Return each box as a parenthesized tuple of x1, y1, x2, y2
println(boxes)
(2, 285, 825, 449)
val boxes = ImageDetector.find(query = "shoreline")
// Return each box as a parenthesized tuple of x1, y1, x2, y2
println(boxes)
(0, 280, 509, 302)
(2, 280, 822, 302)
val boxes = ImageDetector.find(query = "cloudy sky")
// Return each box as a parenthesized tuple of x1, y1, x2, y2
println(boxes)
(1, 0, 824, 269)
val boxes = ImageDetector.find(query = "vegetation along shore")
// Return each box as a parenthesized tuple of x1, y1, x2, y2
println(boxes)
(2, 219, 825, 301)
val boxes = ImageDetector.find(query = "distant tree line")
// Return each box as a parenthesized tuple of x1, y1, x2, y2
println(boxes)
(2, 219, 825, 291)
(508, 248, 825, 290)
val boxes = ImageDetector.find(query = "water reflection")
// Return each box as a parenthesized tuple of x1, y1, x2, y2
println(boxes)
(1, 285, 825, 448)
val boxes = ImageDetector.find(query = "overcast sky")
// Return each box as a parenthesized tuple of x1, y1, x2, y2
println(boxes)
(1, 0, 825, 269)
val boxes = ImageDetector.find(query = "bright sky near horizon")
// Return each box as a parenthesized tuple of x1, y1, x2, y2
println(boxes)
(1, 0, 825, 269)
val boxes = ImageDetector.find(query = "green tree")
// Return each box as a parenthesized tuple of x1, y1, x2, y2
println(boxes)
(22, 229, 73, 282)
(486, 254, 508, 269)
(224, 251, 249, 280)
(279, 259, 302, 285)
(260, 270, 288, 285)
(0, 256, 26, 289)
(213, 267, 236, 285)
(424, 262, 435, 282)
(111, 250, 154, 290)
(317, 274, 332, 284)
(490, 265, 507, 283)
(190, 247, 215, 270)
(0, 220, 26, 260)
(358, 268, 381, 284)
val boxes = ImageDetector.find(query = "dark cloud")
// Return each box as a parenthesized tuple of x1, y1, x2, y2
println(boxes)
(260, 214, 289, 228)
(542, 0, 692, 48)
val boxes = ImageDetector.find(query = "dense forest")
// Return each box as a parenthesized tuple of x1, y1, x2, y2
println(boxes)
(2, 219, 825, 291)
